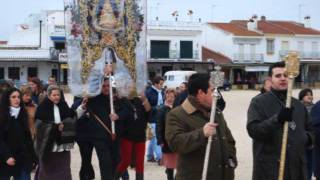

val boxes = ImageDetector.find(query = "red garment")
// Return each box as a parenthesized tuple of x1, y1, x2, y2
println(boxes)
(117, 138, 146, 173)
(163, 153, 177, 169)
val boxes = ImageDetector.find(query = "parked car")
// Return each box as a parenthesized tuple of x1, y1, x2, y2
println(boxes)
(217, 79, 231, 91)
(163, 71, 196, 89)
(223, 79, 231, 91)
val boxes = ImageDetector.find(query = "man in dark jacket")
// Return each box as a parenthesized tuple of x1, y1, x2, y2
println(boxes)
(247, 62, 314, 180)
(76, 78, 128, 180)
(145, 76, 164, 163)
(310, 101, 320, 180)
(72, 96, 95, 180)
(165, 73, 237, 180)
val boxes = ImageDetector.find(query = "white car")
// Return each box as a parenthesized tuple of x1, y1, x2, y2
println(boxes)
(163, 71, 196, 89)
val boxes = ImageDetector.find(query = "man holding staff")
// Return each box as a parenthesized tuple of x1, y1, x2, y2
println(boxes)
(165, 73, 237, 180)
(247, 61, 314, 180)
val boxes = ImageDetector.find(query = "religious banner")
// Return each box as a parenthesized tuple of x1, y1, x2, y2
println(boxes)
(64, 0, 147, 97)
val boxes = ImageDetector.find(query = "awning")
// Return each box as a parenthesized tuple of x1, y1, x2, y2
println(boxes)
(50, 36, 66, 41)
(245, 66, 269, 72)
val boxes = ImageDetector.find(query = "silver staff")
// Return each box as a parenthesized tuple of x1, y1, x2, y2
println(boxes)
(201, 66, 225, 180)
(105, 48, 116, 138)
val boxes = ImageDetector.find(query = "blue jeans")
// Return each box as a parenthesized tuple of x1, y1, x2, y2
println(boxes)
(0, 169, 30, 180)
(147, 123, 162, 161)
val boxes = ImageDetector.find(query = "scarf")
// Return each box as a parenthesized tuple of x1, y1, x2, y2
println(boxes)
(271, 88, 288, 103)
(10, 106, 21, 119)
(35, 97, 74, 123)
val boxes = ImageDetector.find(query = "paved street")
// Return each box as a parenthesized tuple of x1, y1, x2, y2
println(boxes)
(63, 89, 320, 180)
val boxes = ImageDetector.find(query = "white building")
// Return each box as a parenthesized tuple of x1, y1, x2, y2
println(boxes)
(147, 19, 214, 78)
(0, 10, 68, 85)
(204, 15, 320, 87)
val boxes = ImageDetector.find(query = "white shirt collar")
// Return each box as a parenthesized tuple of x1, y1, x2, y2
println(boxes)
(152, 85, 162, 93)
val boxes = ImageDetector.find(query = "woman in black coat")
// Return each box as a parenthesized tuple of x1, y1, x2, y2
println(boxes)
(156, 89, 177, 180)
(34, 85, 76, 180)
(115, 91, 151, 180)
(311, 101, 320, 180)
(0, 87, 37, 180)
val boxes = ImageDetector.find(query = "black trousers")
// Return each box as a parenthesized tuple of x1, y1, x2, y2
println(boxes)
(78, 140, 120, 180)
(78, 141, 95, 180)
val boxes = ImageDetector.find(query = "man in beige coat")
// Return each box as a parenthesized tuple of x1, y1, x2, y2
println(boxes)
(165, 73, 237, 180)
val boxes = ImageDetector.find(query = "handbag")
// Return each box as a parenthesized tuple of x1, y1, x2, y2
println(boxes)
(57, 117, 76, 144)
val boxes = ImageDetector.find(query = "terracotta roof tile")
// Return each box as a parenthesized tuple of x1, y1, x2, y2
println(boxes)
(208, 23, 262, 36)
(202, 46, 232, 64)
(230, 20, 293, 34)
(269, 21, 320, 35)
(257, 21, 294, 34)
(231, 20, 320, 35)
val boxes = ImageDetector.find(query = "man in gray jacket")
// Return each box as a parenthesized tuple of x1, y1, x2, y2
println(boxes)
(247, 62, 314, 180)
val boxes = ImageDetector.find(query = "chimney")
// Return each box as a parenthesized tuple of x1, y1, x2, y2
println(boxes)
(247, 15, 258, 31)
(304, 16, 311, 28)
(261, 15, 266, 21)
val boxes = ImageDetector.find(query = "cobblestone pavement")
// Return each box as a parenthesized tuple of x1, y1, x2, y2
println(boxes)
(60, 90, 320, 180)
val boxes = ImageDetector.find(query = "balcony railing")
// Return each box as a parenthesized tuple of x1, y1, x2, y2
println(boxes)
(148, 50, 199, 60)
(280, 50, 320, 59)
(148, 20, 201, 29)
(233, 53, 264, 63)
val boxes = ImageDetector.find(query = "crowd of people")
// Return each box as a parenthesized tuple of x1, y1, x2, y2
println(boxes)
(0, 62, 319, 180)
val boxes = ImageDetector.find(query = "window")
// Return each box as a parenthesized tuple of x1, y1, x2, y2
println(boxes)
(180, 41, 193, 59)
(0, 68, 4, 79)
(8, 67, 20, 80)
(28, 67, 38, 78)
(168, 75, 174, 81)
(54, 42, 65, 50)
(298, 41, 304, 52)
(281, 41, 290, 51)
(312, 42, 319, 52)
(150, 41, 170, 58)
(250, 44, 256, 60)
(238, 44, 244, 54)
(250, 44, 256, 54)
(266, 39, 275, 54)
(238, 44, 244, 60)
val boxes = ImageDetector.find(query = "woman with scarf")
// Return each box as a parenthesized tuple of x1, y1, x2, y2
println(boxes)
(0, 87, 37, 180)
(34, 85, 76, 180)
(156, 89, 177, 180)
(311, 99, 320, 180)
(21, 86, 37, 140)
(299, 88, 315, 180)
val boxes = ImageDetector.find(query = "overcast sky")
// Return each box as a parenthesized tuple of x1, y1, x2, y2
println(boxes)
(0, 0, 319, 40)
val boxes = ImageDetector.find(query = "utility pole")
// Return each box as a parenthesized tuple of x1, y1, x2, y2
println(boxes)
(211, 4, 216, 22)
(298, 4, 306, 22)
(39, 20, 42, 48)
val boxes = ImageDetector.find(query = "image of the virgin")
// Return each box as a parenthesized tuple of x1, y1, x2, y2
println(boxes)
(95, 0, 125, 31)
